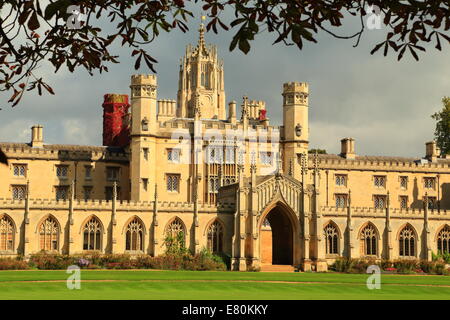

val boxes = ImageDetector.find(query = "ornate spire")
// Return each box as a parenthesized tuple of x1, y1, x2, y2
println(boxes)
(198, 15, 206, 50)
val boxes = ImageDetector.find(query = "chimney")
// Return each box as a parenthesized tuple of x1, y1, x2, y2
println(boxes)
(425, 141, 438, 162)
(102, 94, 130, 147)
(340, 138, 355, 159)
(228, 101, 236, 125)
(31, 125, 43, 148)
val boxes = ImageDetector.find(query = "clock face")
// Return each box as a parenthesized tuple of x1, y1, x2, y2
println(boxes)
(295, 124, 302, 137)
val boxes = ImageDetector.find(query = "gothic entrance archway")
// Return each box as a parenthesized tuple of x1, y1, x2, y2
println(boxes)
(260, 204, 294, 265)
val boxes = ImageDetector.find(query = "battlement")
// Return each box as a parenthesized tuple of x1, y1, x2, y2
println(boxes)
(103, 94, 129, 104)
(130, 74, 157, 85)
(245, 99, 266, 120)
(0, 197, 235, 213)
(320, 205, 450, 218)
(310, 154, 450, 172)
(283, 82, 309, 93)
(0, 143, 129, 162)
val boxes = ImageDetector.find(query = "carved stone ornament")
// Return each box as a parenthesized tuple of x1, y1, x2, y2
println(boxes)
(295, 124, 302, 137)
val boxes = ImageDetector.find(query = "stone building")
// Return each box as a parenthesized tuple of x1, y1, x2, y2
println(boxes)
(0, 23, 449, 271)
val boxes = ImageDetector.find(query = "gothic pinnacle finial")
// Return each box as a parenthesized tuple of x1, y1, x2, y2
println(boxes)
(198, 15, 206, 49)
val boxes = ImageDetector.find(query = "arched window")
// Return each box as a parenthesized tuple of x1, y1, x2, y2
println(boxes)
(360, 223, 378, 256)
(324, 223, 339, 255)
(39, 217, 59, 251)
(0, 215, 14, 252)
(126, 218, 144, 251)
(207, 220, 224, 253)
(165, 218, 185, 249)
(399, 225, 416, 257)
(83, 217, 102, 251)
(437, 225, 450, 254)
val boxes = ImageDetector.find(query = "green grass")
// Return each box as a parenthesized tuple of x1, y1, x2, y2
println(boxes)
(0, 270, 449, 300)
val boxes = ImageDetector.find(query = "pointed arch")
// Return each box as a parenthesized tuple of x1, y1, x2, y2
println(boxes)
(0, 214, 15, 252)
(81, 215, 103, 251)
(397, 223, 418, 257)
(436, 224, 450, 254)
(79, 215, 106, 234)
(124, 216, 145, 252)
(35, 214, 62, 234)
(37, 215, 60, 252)
(258, 200, 298, 233)
(323, 220, 341, 255)
(205, 218, 224, 254)
(121, 216, 146, 235)
(358, 222, 379, 256)
(164, 217, 186, 249)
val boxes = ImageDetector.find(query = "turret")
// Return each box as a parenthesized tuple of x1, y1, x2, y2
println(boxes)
(130, 74, 158, 134)
(282, 82, 310, 178)
(129, 74, 158, 201)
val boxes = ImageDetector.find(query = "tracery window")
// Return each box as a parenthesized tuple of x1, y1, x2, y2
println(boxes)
(399, 225, 416, 257)
(424, 177, 436, 189)
(83, 217, 102, 251)
(208, 176, 220, 193)
(167, 149, 180, 163)
(125, 218, 144, 251)
(400, 196, 408, 209)
(360, 224, 378, 256)
(165, 218, 185, 249)
(324, 223, 339, 255)
(208, 147, 223, 164)
(400, 176, 408, 189)
(12, 185, 26, 200)
(437, 226, 450, 254)
(167, 174, 180, 192)
(13, 164, 26, 177)
(225, 147, 235, 164)
(0, 215, 14, 252)
(56, 165, 68, 178)
(374, 176, 386, 188)
(207, 220, 224, 253)
(374, 195, 386, 209)
(335, 194, 347, 208)
(335, 174, 347, 187)
(39, 217, 59, 251)
(55, 186, 69, 201)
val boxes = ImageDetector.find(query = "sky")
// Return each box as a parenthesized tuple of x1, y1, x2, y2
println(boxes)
(0, 4, 448, 158)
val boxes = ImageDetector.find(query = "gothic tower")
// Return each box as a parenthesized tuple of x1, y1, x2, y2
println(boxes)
(282, 82, 309, 179)
(129, 74, 158, 201)
(177, 20, 226, 120)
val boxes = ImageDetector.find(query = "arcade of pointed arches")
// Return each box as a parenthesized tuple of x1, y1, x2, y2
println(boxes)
(0, 213, 449, 257)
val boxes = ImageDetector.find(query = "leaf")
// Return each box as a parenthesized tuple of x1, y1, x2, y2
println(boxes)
(409, 46, 419, 61)
(18, 10, 31, 25)
(238, 38, 250, 54)
(398, 45, 406, 61)
(229, 34, 239, 51)
(28, 11, 40, 31)
(134, 53, 142, 70)
(370, 42, 384, 55)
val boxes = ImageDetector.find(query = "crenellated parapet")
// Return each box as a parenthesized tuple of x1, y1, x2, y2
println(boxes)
(310, 154, 450, 172)
(321, 205, 450, 219)
(0, 197, 235, 214)
(0, 143, 128, 162)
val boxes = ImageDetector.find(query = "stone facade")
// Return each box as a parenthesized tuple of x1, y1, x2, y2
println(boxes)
(0, 23, 449, 271)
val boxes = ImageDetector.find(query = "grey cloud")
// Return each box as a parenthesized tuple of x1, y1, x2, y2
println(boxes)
(0, 6, 447, 159)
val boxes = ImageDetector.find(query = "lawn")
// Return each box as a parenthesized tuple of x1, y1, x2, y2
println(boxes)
(0, 270, 449, 300)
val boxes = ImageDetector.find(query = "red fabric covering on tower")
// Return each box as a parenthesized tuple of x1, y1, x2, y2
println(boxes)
(102, 94, 130, 147)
